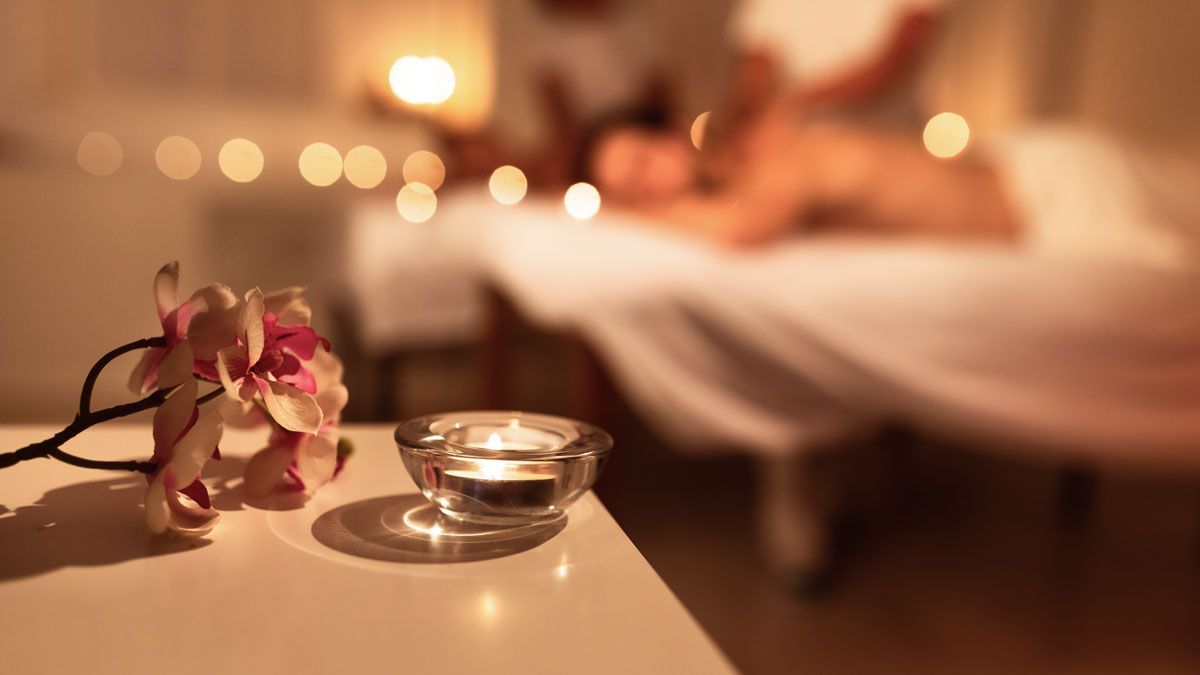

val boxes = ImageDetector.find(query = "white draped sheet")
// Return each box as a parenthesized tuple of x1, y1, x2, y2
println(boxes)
(482, 218, 1200, 466)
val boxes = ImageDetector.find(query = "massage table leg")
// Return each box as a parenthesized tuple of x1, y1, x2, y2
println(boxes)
(755, 453, 833, 594)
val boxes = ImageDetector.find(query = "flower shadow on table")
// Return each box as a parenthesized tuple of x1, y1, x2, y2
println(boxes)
(205, 456, 310, 513)
(0, 476, 211, 582)
(311, 494, 567, 564)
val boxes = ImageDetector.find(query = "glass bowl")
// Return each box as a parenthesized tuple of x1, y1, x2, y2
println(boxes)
(395, 411, 613, 526)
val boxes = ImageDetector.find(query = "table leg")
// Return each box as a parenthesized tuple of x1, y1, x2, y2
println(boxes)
(755, 453, 833, 595)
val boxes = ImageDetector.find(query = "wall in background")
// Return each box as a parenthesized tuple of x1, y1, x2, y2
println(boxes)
(0, 0, 441, 420)
(920, 0, 1200, 155)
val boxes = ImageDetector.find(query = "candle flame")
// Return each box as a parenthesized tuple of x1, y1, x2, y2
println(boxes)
(485, 433, 504, 450)
(480, 458, 508, 480)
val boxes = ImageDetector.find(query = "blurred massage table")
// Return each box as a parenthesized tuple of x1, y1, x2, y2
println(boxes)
(347, 186, 1200, 580)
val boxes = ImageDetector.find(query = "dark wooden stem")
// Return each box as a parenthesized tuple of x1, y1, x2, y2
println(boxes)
(0, 336, 224, 473)
(79, 336, 167, 416)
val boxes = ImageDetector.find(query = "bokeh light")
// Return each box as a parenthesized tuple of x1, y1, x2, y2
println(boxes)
(425, 58, 456, 104)
(154, 135, 201, 180)
(298, 142, 343, 187)
(77, 131, 123, 176)
(690, 111, 712, 151)
(389, 56, 456, 105)
(342, 145, 387, 189)
(488, 165, 528, 205)
(396, 182, 437, 222)
(564, 182, 601, 220)
(218, 138, 264, 183)
(923, 112, 970, 159)
(402, 150, 446, 191)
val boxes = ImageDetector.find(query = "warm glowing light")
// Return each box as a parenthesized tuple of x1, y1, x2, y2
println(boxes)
(218, 138, 264, 183)
(298, 142, 342, 187)
(481, 459, 509, 480)
(564, 182, 601, 220)
(480, 592, 498, 621)
(485, 433, 504, 450)
(77, 131, 123, 176)
(488, 165, 527, 205)
(555, 564, 569, 579)
(402, 150, 445, 191)
(923, 112, 970, 159)
(396, 182, 437, 222)
(425, 58, 456, 104)
(389, 55, 456, 105)
(342, 145, 387, 189)
(690, 111, 711, 151)
(154, 135, 201, 180)
(389, 56, 424, 103)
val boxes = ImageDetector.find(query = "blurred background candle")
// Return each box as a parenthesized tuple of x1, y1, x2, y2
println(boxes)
(357, 0, 495, 132)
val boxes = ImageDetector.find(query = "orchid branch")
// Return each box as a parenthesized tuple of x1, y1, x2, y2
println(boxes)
(3, 262, 344, 539)
(79, 336, 167, 416)
(0, 339, 226, 473)
(196, 386, 224, 407)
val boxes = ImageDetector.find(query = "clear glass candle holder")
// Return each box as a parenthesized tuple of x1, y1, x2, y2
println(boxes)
(395, 411, 613, 526)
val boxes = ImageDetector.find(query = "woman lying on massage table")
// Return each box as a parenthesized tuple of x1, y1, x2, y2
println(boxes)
(581, 109, 1193, 269)
(561, 108, 1200, 583)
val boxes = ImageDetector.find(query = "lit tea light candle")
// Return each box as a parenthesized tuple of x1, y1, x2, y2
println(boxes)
(466, 432, 540, 452)
(396, 411, 614, 525)
(452, 422, 564, 453)
(442, 446, 557, 509)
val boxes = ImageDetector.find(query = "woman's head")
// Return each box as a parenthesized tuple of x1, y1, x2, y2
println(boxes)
(576, 108, 695, 205)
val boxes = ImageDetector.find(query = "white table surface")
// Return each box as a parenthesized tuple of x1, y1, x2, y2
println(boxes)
(0, 424, 735, 675)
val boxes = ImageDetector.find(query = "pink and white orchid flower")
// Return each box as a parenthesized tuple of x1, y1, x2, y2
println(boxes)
(128, 261, 238, 394)
(263, 286, 313, 328)
(4, 260, 353, 540)
(215, 289, 327, 434)
(244, 349, 349, 496)
(144, 349, 224, 537)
